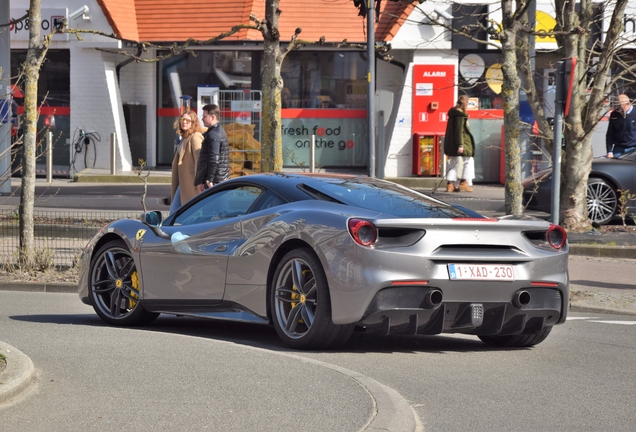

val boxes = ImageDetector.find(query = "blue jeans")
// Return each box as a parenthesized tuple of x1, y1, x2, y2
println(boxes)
(169, 186, 181, 215)
(613, 146, 636, 157)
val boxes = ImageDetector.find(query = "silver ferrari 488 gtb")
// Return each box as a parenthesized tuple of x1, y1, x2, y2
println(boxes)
(78, 173, 569, 349)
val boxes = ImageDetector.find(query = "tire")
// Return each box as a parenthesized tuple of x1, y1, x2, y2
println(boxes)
(587, 178, 617, 225)
(271, 248, 353, 350)
(89, 240, 159, 326)
(478, 326, 553, 348)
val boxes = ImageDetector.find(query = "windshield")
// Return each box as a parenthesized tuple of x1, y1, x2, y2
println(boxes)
(300, 179, 471, 218)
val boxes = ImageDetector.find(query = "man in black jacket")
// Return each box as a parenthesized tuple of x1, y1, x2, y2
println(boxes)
(195, 104, 230, 191)
(606, 94, 636, 158)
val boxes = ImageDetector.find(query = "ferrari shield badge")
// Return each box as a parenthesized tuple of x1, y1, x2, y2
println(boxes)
(135, 229, 146, 241)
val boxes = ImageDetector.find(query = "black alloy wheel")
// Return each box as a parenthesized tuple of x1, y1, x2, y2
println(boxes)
(271, 248, 353, 350)
(89, 240, 159, 326)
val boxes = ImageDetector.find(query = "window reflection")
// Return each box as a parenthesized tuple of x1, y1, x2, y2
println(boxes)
(281, 51, 367, 109)
(174, 186, 262, 226)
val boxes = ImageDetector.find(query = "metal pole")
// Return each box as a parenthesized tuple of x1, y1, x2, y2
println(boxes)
(110, 132, 117, 175)
(310, 135, 316, 173)
(0, 1, 11, 194)
(378, 110, 384, 179)
(551, 61, 564, 225)
(367, 0, 376, 178)
(46, 131, 53, 183)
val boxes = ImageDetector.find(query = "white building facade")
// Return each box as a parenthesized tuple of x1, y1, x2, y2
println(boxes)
(8, 0, 633, 179)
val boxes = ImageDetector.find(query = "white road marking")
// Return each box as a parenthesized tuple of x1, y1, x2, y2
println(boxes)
(566, 317, 600, 321)
(589, 320, 636, 325)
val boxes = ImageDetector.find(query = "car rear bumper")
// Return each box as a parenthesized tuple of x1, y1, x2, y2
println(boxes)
(358, 286, 563, 336)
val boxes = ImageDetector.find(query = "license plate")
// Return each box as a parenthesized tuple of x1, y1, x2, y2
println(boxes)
(448, 264, 514, 281)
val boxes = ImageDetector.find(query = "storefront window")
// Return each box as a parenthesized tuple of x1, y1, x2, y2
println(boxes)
(281, 51, 368, 109)
(10, 49, 70, 172)
(158, 51, 253, 109)
(280, 51, 369, 169)
(156, 50, 255, 165)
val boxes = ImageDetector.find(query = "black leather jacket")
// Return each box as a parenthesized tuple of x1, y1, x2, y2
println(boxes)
(606, 107, 636, 153)
(195, 124, 230, 186)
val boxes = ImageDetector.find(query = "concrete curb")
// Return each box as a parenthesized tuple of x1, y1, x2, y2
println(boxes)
(568, 244, 636, 259)
(570, 303, 636, 316)
(1, 282, 77, 293)
(0, 342, 35, 407)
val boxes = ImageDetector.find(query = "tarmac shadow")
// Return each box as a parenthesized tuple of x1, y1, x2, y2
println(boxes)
(9, 313, 533, 354)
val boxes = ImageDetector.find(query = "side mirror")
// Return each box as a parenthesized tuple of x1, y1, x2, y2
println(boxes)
(140, 210, 162, 226)
(140, 211, 170, 239)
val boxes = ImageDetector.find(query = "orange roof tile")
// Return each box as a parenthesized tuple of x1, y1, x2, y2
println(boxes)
(99, 0, 412, 44)
(97, 0, 140, 41)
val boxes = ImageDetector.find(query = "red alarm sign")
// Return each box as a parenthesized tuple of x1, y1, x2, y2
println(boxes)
(412, 64, 456, 136)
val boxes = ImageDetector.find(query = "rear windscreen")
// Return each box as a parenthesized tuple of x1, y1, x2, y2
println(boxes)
(299, 180, 472, 218)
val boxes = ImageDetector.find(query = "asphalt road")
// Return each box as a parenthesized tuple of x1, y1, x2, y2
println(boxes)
(1, 291, 634, 431)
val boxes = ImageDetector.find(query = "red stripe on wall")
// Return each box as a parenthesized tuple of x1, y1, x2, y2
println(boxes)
(17, 106, 70, 115)
(159, 108, 367, 119)
(158, 108, 182, 117)
(282, 109, 367, 119)
(467, 110, 504, 119)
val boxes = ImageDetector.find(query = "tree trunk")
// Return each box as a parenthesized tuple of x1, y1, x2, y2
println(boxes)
(18, 0, 43, 265)
(555, 0, 629, 230)
(260, 0, 284, 173)
(501, 1, 523, 215)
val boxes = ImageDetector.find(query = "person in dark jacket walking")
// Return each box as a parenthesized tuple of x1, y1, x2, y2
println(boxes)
(443, 95, 475, 192)
(195, 104, 230, 191)
(606, 94, 636, 158)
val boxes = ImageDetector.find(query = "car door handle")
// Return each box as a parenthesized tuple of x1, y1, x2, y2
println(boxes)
(215, 245, 228, 252)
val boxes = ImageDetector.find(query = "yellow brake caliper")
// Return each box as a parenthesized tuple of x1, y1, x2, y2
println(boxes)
(129, 271, 139, 308)
(290, 269, 310, 323)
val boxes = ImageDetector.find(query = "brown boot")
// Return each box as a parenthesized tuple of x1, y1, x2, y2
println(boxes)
(446, 182, 457, 192)
(458, 180, 474, 192)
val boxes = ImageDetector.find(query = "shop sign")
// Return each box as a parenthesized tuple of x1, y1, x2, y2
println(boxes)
(412, 64, 455, 135)
(282, 118, 368, 167)
(485, 64, 504, 94)
(459, 54, 485, 84)
(9, 9, 69, 41)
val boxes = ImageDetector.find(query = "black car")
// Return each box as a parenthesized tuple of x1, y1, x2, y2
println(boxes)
(522, 149, 636, 225)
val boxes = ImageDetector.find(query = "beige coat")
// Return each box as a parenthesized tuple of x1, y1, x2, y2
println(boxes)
(171, 132, 204, 206)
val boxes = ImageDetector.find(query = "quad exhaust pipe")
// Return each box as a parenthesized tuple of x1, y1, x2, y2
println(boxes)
(513, 290, 531, 308)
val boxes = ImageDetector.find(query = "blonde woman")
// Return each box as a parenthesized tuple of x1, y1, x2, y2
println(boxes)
(170, 110, 204, 213)
(443, 95, 476, 192)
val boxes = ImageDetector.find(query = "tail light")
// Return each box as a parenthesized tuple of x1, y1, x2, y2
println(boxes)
(348, 218, 377, 246)
(547, 224, 567, 250)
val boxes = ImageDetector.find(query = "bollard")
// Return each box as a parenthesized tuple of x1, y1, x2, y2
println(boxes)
(310, 135, 316, 173)
(110, 132, 117, 175)
(46, 131, 53, 183)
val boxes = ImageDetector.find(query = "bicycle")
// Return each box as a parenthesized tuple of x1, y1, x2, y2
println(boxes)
(71, 127, 101, 171)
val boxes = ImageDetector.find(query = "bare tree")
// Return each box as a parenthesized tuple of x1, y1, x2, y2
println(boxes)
(554, 0, 631, 230)
(18, 0, 55, 266)
(252, 1, 305, 172)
